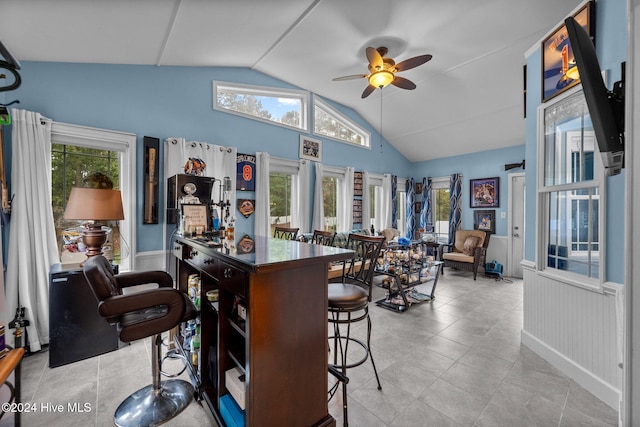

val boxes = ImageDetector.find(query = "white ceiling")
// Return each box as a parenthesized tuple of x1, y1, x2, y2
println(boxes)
(0, 0, 582, 162)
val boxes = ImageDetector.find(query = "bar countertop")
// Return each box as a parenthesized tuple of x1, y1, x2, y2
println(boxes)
(177, 234, 354, 273)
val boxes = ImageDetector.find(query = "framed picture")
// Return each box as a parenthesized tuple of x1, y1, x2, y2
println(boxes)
(415, 202, 421, 214)
(353, 171, 363, 196)
(143, 136, 159, 224)
(236, 153, 256, 191)
(415, 182, 423, 194)
(541, 1, 594, 102)
(474, 210, 496, 234)
(182, 204, 209, 235)
(299, 135, 322, 162)
(470, 177, 499, 208)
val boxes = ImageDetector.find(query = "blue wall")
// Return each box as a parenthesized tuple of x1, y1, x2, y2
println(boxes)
(411, 144, 526, 236)
(524, 0, 627, 283)
(8, 62, 413, 252)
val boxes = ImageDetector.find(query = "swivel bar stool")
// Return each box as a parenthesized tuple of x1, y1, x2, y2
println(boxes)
(84, 255, 198, 427)
(328, 233, 384, 426)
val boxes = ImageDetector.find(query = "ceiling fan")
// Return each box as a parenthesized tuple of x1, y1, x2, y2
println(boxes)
(332, 46, 432, 98)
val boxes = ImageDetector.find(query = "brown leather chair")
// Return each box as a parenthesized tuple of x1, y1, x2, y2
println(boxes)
(273, 226, 299, 240)
(83, 255, 198, 427)
(327, 233, 384, 425)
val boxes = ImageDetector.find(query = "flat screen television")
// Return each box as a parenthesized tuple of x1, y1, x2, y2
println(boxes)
(564, 16, 625, 176)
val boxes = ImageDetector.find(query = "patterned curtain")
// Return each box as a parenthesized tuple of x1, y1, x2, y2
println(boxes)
(391, 175, 397, 229)
(448, 173, 463, 244)
(406, 178, 415, 239)
(421, 177, 432, 231)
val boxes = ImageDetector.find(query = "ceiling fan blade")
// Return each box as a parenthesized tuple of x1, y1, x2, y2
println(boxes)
(332, 74, 368, 81)
(394, 54, 432, 72)
(366, 47, 383, 70)
(361, 84, 377, 99)
(391, 76, 417, 90)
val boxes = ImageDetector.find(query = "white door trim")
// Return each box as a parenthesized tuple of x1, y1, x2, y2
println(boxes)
(507, 172, 525, 277)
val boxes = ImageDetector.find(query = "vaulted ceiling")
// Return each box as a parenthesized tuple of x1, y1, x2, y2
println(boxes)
(0, 0, 582, 161)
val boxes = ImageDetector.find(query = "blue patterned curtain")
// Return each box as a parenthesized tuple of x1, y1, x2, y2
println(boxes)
(448, 173, 463, 244)
(391, 175, 398, 229)
(406, 178, 415, 239)
(421, 177, 433, 231)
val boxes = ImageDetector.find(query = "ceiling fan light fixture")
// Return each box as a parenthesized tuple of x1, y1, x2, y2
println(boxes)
(369, 70, 394, 88)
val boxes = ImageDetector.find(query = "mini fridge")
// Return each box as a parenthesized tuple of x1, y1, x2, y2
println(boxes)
(49, 264, 124, 368)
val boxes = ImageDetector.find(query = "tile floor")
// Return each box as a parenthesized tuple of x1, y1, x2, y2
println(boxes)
(18, 271, 618, 426)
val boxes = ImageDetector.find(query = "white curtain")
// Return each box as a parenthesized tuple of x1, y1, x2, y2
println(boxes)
(337, 167, 354, 232)
(291, 160, 310, 233)
(312, 162, 324, 231)
(5, 109, 60, 351)
(379, 174, 393, 229)
(315, 164, 354, 233)
(254, 152, 270, 236)
(164, 138, 237, 219)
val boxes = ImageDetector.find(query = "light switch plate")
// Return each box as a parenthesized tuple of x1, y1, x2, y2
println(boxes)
(501, 212, 506, 218)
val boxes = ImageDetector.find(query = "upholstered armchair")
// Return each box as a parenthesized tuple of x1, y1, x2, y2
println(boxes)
(441, 230, 491, 280)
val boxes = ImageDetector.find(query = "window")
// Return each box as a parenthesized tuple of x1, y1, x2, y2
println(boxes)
(322, 176, 338, 232)
(314, 97, 370, 147)
(431, 178, 450, 243)
(51, 122, 135, 271)
(268, 157, 307, 236)
(214, 81, 308, 131)
(270, 172, 293, 234)
(539, 90, 602, 281)
(396, 178, 408, 237)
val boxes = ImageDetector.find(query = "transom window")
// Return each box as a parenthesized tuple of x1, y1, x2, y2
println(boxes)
(314, 97, 370, 147)
(214, 81, 308, 131)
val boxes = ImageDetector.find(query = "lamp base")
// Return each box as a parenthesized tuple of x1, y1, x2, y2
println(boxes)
(82, 224, 107, 263)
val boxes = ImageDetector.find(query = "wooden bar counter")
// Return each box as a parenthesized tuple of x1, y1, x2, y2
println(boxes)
(171, 234, 353, 427)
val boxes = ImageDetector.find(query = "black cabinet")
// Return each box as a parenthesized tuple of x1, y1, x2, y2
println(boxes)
(49, 264, 124, 368)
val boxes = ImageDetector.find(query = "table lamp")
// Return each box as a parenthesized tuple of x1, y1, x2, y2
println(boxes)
(63, 187, 125, 263)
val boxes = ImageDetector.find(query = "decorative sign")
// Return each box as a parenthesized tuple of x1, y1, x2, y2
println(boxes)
(237, 199, 255, 218)
(236, 153, 256, 191)
(237, 234, 255, 254)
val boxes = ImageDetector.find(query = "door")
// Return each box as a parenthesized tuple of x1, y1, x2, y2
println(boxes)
(508, 173, 525, 278)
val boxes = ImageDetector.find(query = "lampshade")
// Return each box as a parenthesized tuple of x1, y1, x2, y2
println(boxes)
(368, 70, 394, 88)
(64, 187, 125, 221)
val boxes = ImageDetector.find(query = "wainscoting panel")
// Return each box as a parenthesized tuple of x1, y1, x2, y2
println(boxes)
(134, 250, 166, 272)
(522, 266, 622, 409)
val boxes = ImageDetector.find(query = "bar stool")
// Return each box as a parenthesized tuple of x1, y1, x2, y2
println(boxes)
(328, 233, 384, 426)
(83, 255, 198, 427)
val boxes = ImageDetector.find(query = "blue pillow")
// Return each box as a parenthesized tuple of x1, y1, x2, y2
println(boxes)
(397, 237, 410, 246)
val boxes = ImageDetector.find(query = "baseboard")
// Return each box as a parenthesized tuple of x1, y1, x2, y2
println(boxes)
(521, 329, 621, 410)
(134, 250, 166, 271)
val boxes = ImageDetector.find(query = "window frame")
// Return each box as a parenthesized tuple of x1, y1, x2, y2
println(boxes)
(213, 81, 309, 131)
(51, 122, 136, 272)
(268, 156, 303, 232)
(396, 177, 408, 237)
(536, 87, 605, 289)
(313, 97, 371, 148)
(430, 177, 450, 244)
